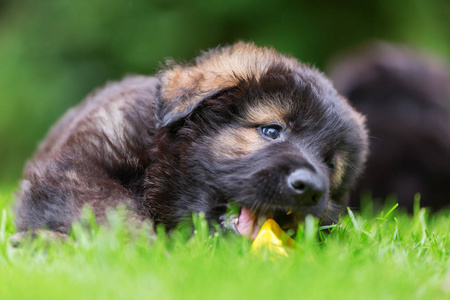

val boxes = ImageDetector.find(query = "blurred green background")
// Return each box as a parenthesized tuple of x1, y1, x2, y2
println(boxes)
(0, 0, 449, 184)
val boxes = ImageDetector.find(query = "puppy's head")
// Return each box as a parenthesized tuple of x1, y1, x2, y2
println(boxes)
(157, 42, 368, 237)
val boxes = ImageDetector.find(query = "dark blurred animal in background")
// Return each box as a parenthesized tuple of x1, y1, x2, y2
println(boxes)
(329, 42, 450, 211)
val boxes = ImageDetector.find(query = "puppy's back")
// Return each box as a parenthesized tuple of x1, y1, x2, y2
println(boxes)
(16, 76, 160, 232)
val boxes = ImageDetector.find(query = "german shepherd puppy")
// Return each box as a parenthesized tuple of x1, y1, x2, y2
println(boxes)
(15, 42, 368, 239)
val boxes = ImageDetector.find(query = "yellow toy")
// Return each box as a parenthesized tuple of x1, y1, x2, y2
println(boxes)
(251, 219, 298, 258)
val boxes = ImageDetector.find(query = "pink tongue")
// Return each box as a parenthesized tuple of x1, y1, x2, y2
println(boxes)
(236, 208, 260, 240)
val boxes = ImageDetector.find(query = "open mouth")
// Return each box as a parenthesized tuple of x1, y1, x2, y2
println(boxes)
(221, 203, 299, 240)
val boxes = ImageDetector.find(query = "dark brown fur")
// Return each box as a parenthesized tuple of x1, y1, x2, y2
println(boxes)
(329, 42, 450, 210)
(15, 42, 368, 234)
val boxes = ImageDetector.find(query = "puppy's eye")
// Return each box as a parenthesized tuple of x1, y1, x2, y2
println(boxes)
(327, 161, 336, 171)
(260, 125, 283, 139)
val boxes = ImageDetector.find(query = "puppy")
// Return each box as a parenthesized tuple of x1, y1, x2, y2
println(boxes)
(15, 42, 368, 239)
(329, 42, 450, 210)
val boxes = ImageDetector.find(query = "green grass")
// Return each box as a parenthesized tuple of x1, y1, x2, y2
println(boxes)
(1, 185, 450, 300)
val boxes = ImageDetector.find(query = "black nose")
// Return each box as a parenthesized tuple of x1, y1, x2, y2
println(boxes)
(287, 169, 325, 206)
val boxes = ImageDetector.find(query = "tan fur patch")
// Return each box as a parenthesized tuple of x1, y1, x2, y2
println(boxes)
(88, 94, 138, 161)
(64, 170, 91, 189)
(340, 95, 369, 159)
(65, 170, 80, 182)
(244, 99, 291, 126)
(94, 100, 127, 142)
(348, 106, 369, 169)
(211, 128, 268, 159)
(160, 42, 301, 111)
(353, 110, 369, 155)
(331, 154, 348, 187)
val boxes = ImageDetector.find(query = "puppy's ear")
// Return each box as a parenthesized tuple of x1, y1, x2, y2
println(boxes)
(156, 62, 237, 128)
(156, 42, 299, 128)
